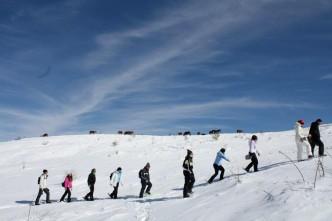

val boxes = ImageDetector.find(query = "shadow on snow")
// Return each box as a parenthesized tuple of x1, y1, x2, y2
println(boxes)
(133, 196, 182, 203)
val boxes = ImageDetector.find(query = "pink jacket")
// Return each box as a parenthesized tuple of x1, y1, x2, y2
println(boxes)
(64, 177, 73, 189)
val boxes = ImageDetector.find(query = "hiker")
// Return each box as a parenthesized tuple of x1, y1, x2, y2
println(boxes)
(308, 118, 325, 157)
(183, 149, 195, 198)
(109, 167, 122, 199)
(60, 173, 73, 202)
(208, 148, 230, 184)
(84, 168, 96, 201)
(35, 169, 51, 205)
(245, 135, 260, 172)
(139, 163, 152, 198)
(295, 120, 313, 161)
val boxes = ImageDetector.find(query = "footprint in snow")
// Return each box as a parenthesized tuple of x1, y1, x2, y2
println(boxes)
(135, 201, 151, 221)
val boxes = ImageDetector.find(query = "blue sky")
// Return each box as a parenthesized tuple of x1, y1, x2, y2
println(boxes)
(0, 0, 332, 140)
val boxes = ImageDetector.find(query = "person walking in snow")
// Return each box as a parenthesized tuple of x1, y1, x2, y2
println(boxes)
(109, 167, 122, 199)
(308, 118, 325, 157)
(84, 168, 96, 201)
(35, 169, 51, 205)
(295, 120, 313, 161)
(60, 173, 73, 202)
(183, 149, 195, 198)
(245, 135, 260, 172)
(139, 163, 152, 198)
(208, 148, 230, 184)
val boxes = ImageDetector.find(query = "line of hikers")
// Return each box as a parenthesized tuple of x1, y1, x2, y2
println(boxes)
(34, 118, 326, 204)
(35, 164, 152, 205)
(34, 136, 258, 204)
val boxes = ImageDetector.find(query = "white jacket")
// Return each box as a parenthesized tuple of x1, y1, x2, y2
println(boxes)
(249, 140, 258, 154)
(110, 171, 122, 187)
(294, 122, 307, 142)
(39, 174, 48, 189)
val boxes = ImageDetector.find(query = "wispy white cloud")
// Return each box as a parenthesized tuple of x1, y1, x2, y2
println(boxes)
(75, 0, 324, 122)
(76, 2, 261, 112)
(127, 98, 314, 120)
(320, 74, 332, 80)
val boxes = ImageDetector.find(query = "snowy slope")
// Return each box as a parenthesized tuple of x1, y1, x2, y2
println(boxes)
(0, 125, 332, 221)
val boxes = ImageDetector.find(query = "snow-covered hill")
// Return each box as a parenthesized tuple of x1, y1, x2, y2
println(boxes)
(0, 125, 332, 221)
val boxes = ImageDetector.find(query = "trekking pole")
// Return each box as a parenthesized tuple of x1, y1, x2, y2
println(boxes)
(27, 195, 33, 221)
(279, 151, 305, 183)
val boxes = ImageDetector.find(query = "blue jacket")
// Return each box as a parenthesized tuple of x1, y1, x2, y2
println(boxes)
(213, 151, 229, 166)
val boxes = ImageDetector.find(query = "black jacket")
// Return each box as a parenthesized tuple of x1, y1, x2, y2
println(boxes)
(309, 121, 320, 140)
(183, 156, 193, 173)
(139, 167, 150, 182)
(87, 173, 96, 186)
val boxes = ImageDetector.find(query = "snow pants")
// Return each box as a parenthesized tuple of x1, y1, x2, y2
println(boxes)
(296, 139, 312, 161)
(208, 163, 225, 183)
(60, 187, 71, 202)
(139, 180, 152, 198)
(309, 138, 324, 156)
(35, 188, 50, 204)
(245, 153, 258, 172)
(110, 183, 119, 199)
(183, 171, 195, 197)
(84, 185, 94, 200)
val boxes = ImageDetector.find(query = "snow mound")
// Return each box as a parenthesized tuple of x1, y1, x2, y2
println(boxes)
(0, 125, 332, 221)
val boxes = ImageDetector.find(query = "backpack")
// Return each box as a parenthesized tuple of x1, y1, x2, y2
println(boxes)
(61, 181, 65, 187)
(38, 177, 41, 184)
(110, 172, 114, 180)
(138, 169, 143, 179)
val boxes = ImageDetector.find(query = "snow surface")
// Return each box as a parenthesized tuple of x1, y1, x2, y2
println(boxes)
(0, 125, 332, 221)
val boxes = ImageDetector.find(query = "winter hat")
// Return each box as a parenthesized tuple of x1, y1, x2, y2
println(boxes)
(187, 149, 193, 158)
(43, 169, 48, 173)
(251, 135, 258, 141)
(117, 167, 122, 171)
(298, 119, 305, 125)
(91, 168, 96, 173)
(145, 163, 150, 169)
(316, 118, 322, 123)
(220, 148, 226, 153)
